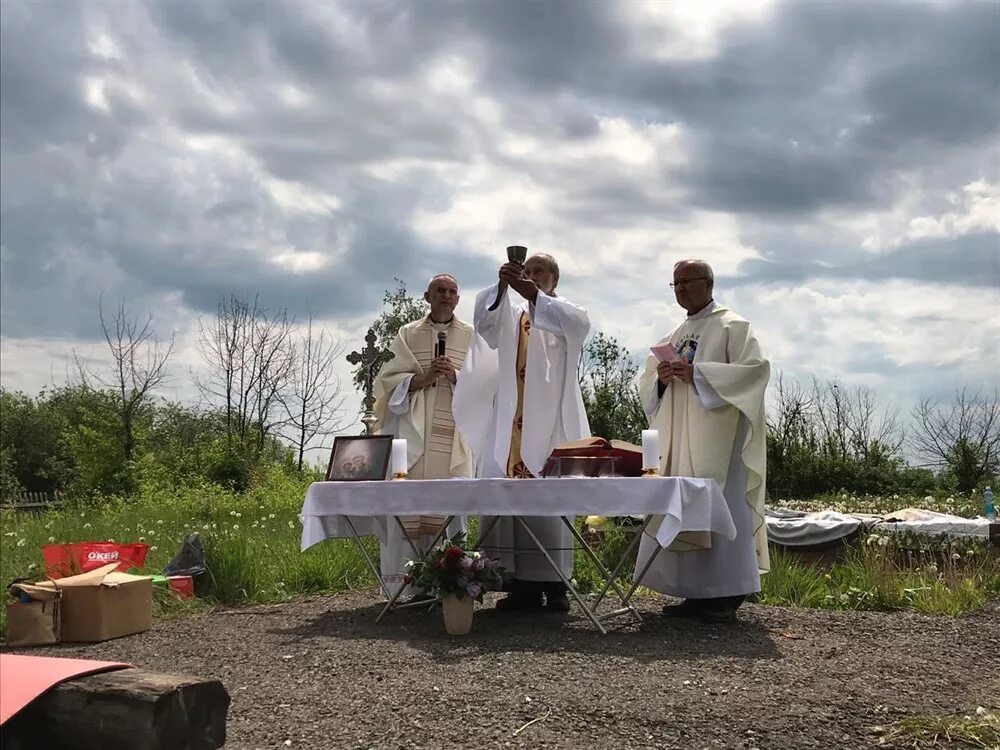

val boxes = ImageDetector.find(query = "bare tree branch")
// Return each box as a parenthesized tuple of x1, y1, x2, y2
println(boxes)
(278, 312, 347, 470)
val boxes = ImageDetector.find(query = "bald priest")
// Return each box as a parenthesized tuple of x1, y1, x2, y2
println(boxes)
(373, 274, 474, 600)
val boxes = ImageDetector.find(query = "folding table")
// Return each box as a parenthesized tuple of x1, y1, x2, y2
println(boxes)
(299, 476, 735, 635)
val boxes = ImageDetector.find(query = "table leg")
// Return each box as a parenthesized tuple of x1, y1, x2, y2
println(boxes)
(590, 515, 654, 610)
(514, 517, 607, 635)
(345, 516, 391, 599)
(560, 517, 642, 625)
(376, 515, 455, 623)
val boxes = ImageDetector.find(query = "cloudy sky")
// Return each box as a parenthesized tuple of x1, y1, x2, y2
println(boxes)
(1, 0, 997, 445)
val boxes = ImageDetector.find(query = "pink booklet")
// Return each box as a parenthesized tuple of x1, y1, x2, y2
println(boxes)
(650, 342, 679, 362)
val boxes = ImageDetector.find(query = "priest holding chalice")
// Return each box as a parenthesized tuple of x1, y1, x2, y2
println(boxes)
(454, 246, 591, 613)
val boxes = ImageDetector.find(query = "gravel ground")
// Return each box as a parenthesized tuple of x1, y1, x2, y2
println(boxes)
(12, 592, 1000, 750)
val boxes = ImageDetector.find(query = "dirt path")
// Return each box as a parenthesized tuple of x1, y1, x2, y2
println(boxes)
(14, 593, 1000, 749)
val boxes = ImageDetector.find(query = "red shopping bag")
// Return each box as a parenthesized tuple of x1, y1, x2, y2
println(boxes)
(42, 542, 149, 579)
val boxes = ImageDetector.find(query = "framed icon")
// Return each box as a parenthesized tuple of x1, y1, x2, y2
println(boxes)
(325, 435, 393, 481)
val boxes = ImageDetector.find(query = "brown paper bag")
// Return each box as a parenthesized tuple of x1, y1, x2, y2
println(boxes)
(6, 584, 62, 646)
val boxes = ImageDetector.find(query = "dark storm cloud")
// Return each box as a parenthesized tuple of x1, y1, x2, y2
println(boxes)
(0, 0, 996, 345)
(735, 232, 1000, 288)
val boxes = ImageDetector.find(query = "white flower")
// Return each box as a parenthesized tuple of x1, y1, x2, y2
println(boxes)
(139, 537, 146, 542)
(156, 520, 163, 525)
(839, 593, 850, 604)
(975, 707, 989, 717)
(878, 536, 889, 547)
(924, 496, 934, 503)
(925, 563, 938, 575)
(233, 524, 239, 531)
(106, 538, 114, 542)
(27, 563, 37, 571)
(235, 512, 242, 518)
(83, 523, 91, 529)
(268, 513, 276, 520)
(287, 520, 295, 529)
(951, 552, 961, 561)
(16, 538, 26, 547)
(147, 530, 156, 537)
(47, 536, 55, 543)
(149, 545, 158, 552)
(203, 524, 210, 530)
(3, 532, 14, 537)
(966, 549, 976, 557)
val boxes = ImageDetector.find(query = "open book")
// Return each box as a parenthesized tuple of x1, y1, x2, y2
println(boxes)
(553, 437, 642, 453)
(545, 437, 643, 477)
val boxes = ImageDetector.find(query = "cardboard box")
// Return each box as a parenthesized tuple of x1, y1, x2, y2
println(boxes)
(27, 563, 153, 643)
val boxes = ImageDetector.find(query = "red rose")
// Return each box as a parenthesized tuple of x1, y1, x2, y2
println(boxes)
(446, 546, 464, 560)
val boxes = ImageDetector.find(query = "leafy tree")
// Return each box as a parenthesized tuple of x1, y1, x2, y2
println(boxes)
(579, 332, 645, 444)
(352, 279, 427, 390)
(0, 388, 74, 493)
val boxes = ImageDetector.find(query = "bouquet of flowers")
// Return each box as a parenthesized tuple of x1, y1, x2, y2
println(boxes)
(406, 532, 506, 601)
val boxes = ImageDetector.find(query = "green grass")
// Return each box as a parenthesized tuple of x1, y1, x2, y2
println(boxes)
(873, 690, 1000, 750)
(0, 469, 376, 633)
(2, 479, 997, 636)
(759, 540, 1000, 616)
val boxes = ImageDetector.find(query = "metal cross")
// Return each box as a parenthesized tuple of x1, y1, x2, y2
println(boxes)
(347, 328, 395, 435)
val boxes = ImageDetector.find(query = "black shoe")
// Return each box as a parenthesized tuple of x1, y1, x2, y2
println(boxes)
(699, 606, 738, 624)
(496, 592, 544, 612)
(545, 592, 571, 612)
(662, 599, 703, 618)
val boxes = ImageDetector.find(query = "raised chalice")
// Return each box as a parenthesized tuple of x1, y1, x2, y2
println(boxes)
(488, 245, 528, 310)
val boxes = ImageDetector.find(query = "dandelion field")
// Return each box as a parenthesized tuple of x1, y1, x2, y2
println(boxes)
(1, 477, 998, 635)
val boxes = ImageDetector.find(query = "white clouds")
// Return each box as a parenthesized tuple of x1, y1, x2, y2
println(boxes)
(906, 181, 1000, 242)
(624, 0, 776, 61)
(1, 0, 997, 429)
(270, 250, 330, 274)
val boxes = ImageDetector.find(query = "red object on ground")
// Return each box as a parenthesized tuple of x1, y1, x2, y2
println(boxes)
(0, 654, 132, 725)
(42, 542, 149, 578)
(167, 575, 194, 598)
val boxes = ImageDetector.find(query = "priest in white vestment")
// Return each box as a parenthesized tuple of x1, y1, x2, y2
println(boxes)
(453, 253, 590, 612)
(373, 274, 474, 601)
(634, 259, 770, 624)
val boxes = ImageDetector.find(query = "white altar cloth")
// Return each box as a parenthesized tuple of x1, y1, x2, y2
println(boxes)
(300, 476, 736, 551)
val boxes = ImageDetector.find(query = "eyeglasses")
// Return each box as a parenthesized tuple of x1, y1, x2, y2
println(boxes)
(670, 277, 709, 289)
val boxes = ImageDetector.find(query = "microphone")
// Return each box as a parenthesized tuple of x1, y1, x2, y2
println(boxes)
(436, 331, 447, 359)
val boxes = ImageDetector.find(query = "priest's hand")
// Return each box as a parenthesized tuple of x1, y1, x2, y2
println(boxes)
(501, 263, 539, 303)
(409, 370, 437, 391)
(433, 356, 458, 384)
(670, 361, 695, 384)
(657, 360, 674, 386)
(499, 262, 524, 287)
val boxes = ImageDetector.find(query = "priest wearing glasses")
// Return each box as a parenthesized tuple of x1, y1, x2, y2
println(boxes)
(635, 259, 770, 624)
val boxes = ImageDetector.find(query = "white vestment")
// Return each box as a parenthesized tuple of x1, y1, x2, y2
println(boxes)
(372, 316, 474, 596)
(634, 301, 771, 598)
(453, 284, 590, 581)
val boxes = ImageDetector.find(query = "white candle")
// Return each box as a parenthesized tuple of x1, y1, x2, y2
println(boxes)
(391, 439, 408, 475)
(641, 429, 659, 471)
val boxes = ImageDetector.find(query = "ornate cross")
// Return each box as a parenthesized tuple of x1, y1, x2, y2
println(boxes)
(347, 328, 395, 435)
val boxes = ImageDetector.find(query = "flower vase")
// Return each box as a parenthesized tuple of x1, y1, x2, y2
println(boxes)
(441, 593, 474, 635)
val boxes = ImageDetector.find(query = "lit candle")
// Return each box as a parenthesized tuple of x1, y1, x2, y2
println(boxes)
(391, 439, 408, 476)
(641, 430, 659, 472)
